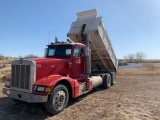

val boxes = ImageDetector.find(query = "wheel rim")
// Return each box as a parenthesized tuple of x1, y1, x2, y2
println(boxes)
(53, 90, 66, 110)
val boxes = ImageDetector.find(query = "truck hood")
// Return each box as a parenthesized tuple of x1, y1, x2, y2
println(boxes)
(31, 58, 67, 81)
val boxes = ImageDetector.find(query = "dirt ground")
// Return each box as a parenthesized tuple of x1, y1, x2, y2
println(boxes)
(0, 75, 160, 120)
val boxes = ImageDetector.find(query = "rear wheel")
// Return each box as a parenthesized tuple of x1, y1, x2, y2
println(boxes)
(102, 74, 111, 89)
(45, 84, 69, 115)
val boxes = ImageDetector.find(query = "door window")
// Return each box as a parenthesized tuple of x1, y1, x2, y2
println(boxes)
(73, 47, 83, 57)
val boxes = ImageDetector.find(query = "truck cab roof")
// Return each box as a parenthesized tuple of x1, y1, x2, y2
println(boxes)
(47, 42, 85, 47)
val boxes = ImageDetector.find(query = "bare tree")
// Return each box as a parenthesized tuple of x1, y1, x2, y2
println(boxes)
(135, 52, 147, 63)
(123, 54, 135, 63)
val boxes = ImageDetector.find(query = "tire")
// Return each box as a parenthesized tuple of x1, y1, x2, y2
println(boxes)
(111, 72, 116, 86)
(102, 74, 111, 89)
(45, 84, 69, 115)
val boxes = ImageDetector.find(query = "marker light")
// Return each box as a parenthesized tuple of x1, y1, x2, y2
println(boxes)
(45, 87, 51, 93)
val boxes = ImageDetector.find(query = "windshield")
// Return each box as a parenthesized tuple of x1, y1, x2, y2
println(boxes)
(46, 45, 72, 58)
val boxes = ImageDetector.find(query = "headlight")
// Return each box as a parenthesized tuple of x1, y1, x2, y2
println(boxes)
(37, 86, 45, 92)
(34, 85, 51, 93)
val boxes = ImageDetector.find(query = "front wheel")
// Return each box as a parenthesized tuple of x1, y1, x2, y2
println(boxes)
(45, 84, 69, 115)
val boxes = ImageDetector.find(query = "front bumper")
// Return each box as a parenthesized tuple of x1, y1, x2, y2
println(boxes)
(3, 87, 48, 103)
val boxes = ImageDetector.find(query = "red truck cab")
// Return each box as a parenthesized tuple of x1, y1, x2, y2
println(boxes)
(3, 42, 94, 114)
(33, 42, 89, 96)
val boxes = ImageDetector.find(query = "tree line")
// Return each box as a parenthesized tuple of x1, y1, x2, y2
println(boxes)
(123, 52, 147, 63)
(19, 54, 39, 59)
(0, 53, 40, 60)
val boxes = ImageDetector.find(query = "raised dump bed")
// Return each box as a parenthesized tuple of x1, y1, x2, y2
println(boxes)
(68, 9, 118, 72)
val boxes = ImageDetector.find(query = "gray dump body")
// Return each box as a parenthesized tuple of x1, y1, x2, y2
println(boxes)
(68, 9, 118, 72)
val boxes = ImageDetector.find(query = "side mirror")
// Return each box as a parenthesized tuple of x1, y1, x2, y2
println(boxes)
(85, 47, 90, 57)
(44, 48, 48, 57)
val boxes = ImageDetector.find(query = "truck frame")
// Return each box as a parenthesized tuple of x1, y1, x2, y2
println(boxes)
(3, 9, 118, 115)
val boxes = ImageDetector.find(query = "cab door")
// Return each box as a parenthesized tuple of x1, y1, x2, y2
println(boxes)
(72, 46, 85, 78)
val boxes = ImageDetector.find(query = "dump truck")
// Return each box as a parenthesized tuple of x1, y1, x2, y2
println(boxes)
(3, 9, 118, 115)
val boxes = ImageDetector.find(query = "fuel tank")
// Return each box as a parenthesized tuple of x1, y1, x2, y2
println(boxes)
(89, 76, 103, 88)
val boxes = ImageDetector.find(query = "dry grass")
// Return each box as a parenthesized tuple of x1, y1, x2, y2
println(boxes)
(0, 58, 14, 64)
(0, 67, 11, 72)
(0, 67, 11, 76)
(0, 58, 15, 81)
(117, 63, 160, 76)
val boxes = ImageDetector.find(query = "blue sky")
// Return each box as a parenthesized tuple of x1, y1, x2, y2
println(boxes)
(0, 0, 160, 59)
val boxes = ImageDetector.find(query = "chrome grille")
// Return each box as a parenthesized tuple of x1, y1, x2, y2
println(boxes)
(11, 64, 30, 89)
